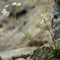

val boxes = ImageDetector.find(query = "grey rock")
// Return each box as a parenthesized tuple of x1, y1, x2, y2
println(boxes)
(16, 58, 26, 60)
(32, 46, 50, 60)
(0, 0, 53, 52)
(31, 0, 60, 60)
(0, 47, 36, 60)
(51, 0, 60, 45)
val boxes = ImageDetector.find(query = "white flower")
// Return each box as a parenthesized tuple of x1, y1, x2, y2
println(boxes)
(12, 2, 21, 7)
(40, 20, 44, 24)
(2, 9, 10, 17)
(41, 14, 48, 20)
(44, 17, 48, 20)
(4, 5, 9, 8)
(2, 9, 6, 13)
(40, 14, 48, 24)
(41, 14, 46, 17)
(5, 11, 10, 17)
(12, 2, 16, 5)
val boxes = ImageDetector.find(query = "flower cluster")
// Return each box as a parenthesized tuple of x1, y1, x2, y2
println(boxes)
(12, 2, 21, 7)
(40, 14, 48, 24)
(2, 2, 21, 17)
(2, 9, 10, 17)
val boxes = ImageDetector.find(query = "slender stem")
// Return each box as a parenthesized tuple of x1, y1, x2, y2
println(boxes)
(12, 16, 38, 48)
(44, 21, 53, 38)
(48, 42, 54, 50)
(44, 20, 56, 48)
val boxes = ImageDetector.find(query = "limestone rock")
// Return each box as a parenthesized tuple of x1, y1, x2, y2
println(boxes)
(0, 47, 36, 60)
(51, 0, 60, 45)
(32, 46, 50, 60)
(0, 0, 53, 52)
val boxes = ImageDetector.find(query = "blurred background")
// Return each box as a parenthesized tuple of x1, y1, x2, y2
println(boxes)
(0, 0, 53, 52)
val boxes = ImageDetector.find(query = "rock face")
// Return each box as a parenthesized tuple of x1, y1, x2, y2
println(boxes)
(32, 0, 60, 60)
(32, 46, 50, 60)
(51, 0, 60, 45)
(0, 47, 36, 60)
(0, 0, 53, 52)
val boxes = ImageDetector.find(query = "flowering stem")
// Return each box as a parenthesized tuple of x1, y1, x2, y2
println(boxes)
(44, 20, 56, 48)
(12, 16, 37, 48)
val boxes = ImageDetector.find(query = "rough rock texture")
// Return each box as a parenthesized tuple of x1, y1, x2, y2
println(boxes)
(51, 0, 60, 45)
(32, 0, 60, 60)
(32, 46, 50, 60)
(0, 47, 36, 60)
(0, 0, 53, 52)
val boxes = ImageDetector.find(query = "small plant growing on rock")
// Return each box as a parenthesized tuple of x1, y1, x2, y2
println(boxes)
(2, 2, 37, 48)
(40, 10, 60, 60)
(48, 45, 60, 60)
(2, 2, 60, 60)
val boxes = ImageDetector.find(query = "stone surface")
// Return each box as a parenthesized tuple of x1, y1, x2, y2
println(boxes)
(51, 0, 60, 45)
(0, 0, 53, 52)
(16, 58, 26, 60)
(32, 46, 50, 60)
(0, 47, 36, 60)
